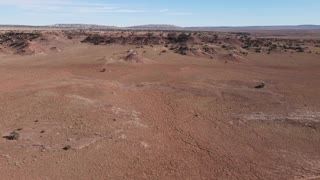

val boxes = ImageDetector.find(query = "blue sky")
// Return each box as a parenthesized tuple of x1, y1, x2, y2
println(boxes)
(0, 0, 319, 26)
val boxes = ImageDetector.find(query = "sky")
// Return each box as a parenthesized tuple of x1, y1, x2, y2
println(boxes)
(0, 0, 319, 27)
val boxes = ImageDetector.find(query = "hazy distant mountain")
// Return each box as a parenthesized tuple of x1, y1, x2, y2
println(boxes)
(127, 24, 320, 31)
(127, 24, 183, 30)
(50, 24, 119, 29)
(1, 24, 320, 31)
(185, 25, 320, 31)
(296, 25, 320, 29)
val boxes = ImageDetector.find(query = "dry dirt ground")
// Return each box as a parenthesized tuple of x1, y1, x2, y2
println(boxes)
(0, 30, 320, 179)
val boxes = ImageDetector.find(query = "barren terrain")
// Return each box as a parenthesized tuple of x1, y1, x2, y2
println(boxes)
(0, 29, 320, 179)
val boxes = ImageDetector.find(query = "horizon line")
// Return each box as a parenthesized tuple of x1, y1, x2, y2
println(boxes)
(0, 23, 320, 28)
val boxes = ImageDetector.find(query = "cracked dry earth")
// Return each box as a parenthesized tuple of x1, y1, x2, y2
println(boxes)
(0, 44, 320, 179)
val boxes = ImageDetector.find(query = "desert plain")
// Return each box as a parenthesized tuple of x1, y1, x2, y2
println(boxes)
(0, 28, 320, 179)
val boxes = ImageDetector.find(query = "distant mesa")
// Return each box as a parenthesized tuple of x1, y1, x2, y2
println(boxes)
(50, 24, 119, 29)
(127, 24, 183, 30)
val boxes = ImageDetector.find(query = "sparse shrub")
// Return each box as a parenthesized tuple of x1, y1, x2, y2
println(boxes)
(176, 33, 191, 43)
(255, 47, 262, 53)
(175, 46, 189, 55)
(296, 46, 304, 52)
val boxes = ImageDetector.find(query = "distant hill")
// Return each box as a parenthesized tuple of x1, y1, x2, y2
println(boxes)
(127, 24, 183, 30)
(1, 24, 320, 31)
(185, 25, 320, 31)
(128, 24, 320, 31)
(50, 24, 119, 29)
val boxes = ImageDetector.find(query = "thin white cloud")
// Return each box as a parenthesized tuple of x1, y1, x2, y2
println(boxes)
(159, 8, 192, 16)
(0, 0, 192, 15)
(160, 8, 169, 12)
(0, 0, 115, 7)
(74, 8, 145, 13)
(165, 12, 193, 16)
(0, 0, 145, 13)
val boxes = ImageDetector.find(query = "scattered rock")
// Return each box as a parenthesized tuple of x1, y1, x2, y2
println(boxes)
(0, 154, 11, 159)
(63, 145, 72, 151)
(0, 32, 41, 54)
(3, 131, 20, 140)
(122, 49, 150, 63)
(50, 47, 58, 52)
(255, 83, 265, 89)
(100, 68, 106, 72)
(136, 84, 144, 88)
